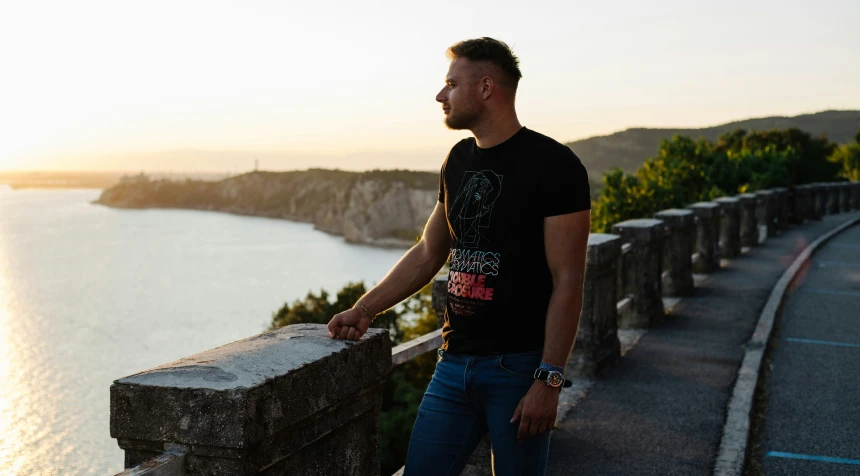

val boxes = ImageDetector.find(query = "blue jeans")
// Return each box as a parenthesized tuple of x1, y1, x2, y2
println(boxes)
(404, 347, 551, 476)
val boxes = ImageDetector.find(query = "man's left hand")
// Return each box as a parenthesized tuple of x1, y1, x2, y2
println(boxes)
(510, 379, 560, 442)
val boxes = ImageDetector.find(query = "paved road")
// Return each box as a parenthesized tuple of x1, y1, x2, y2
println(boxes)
(545, 213, 860, 476)
(761, 224, 860, 475)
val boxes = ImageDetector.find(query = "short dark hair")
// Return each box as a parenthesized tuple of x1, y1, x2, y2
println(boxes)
(446, 37, 522, 88)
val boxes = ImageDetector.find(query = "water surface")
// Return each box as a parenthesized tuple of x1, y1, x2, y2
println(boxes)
(0, 188, 404, 474)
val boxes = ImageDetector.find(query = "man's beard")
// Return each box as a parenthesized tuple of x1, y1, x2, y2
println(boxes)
(444, 107, 481, 131)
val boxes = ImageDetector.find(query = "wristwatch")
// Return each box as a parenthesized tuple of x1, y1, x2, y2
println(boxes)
(533, 369, 573, 388)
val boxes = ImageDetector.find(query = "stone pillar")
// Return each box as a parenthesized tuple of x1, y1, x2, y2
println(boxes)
(773, 187, 791, 230)
(653, 209, 694, 296)
(826, 183, 840, 215)
(738, 193, 758, 247)
(715, 197, 741, 258)
(755, 190, 775, 239)
(838, 182, 851, 213)
(567, 234, 622, 378)
(111, 324, 391, 476)
(612, 219, 666, 329)
(790, 185, 807, 224)
(851, 182, 860, 211)
(687, 202, 722, 273)
(809, 184, 824, 220)
(432, 275, 448, 329)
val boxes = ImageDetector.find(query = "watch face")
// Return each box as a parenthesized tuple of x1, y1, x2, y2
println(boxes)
(547, 372, 563, 387)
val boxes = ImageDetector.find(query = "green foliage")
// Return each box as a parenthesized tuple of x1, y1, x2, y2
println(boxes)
(269, 279, 439, 474)
(829, 143, 860, 182)
(590, 128, 840, 233)
(714, 127, 838, 185)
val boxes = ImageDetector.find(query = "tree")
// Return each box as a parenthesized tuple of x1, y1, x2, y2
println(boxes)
(590, 128, 841, 232)
(714, 127, 838, 185)
(829, 143, 860, 182)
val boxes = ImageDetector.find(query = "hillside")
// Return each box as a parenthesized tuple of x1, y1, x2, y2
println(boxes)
(566, 110, 860, 178)
(93, 169, 438, 247)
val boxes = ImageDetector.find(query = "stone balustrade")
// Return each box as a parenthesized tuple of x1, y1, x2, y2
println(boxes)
(653, 209, 695, 296)
(112, 181, 858, 476)
(810, 184, 825, 220)
(715, 197, 741, 258)
(112, 324, 391, 475)
(612, 219, 667, 328)
(827, 183, 840, 215)
(688, 202, 722, 273)
(566, 233, 622, 378)
(756, 189, 776, 238)
(738, 193, 759, 247)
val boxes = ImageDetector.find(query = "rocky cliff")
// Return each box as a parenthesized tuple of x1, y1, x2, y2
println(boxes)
(94, 169, 438, 247)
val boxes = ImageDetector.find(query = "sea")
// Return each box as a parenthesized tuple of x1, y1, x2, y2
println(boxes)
(0, 187, 405, 475)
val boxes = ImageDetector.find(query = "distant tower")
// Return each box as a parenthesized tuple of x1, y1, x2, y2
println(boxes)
(254, 159, 258, 172)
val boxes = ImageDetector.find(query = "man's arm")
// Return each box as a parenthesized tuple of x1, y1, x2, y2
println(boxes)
(511, 209, 590, 441)
(539, 209, 590, 368)
(327, 201, 451, 340)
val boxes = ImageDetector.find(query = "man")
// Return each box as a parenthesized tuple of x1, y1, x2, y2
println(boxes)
(327, 37, 590, 475)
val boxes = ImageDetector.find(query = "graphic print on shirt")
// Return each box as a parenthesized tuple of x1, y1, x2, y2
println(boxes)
(447, 170, 504, 315)
(448, 170, 503, 249)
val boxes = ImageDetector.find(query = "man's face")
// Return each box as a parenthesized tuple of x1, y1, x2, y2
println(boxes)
(436, 58, 483, 130)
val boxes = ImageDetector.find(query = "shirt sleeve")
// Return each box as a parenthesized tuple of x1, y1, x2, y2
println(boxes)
(437, 165, 446, 204)
(438, 152, 451, 204)
(539, 149, 591, 217)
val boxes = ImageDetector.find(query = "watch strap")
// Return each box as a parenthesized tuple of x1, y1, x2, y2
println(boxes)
(533, 369, 573, 388)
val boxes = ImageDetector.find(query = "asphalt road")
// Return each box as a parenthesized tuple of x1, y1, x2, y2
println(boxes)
(544, 213, 860, 476)
(761, 223, 860, 475)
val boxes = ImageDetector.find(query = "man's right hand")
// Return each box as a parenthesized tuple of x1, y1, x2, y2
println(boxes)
(327, 307, 371, 341)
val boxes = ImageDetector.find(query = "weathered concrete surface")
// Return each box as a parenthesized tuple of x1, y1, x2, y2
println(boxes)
(612, 219, 667, 329)
(654, 209, 695, 296)
(568, 233, 622, 378)
(688, 202, 722, 273)
(760, 224, 860, 476)
(111, 323, 391, 475)
(715, 197, 741, 259)
(545, 212, 860, 476)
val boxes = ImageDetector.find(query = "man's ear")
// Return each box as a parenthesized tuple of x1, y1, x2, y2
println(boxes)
(481, 77, 494, 99)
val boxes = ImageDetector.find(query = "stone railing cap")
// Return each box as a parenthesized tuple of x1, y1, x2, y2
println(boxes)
(588, 233, 622, 246)
(688, 201, 720, 209)
(111, 324, 392, 449)
(612, 218, 664, 228)
(586, 233, 622, 266)
(116, 324, 387, 391)
(715, 196, 740, 203)
(654, 208, 694, 217)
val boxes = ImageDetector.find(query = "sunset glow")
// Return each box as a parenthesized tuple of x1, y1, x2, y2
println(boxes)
(1, 0, 858, 172)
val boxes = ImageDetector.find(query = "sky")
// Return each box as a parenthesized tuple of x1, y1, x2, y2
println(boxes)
(1, 0, 858, 173)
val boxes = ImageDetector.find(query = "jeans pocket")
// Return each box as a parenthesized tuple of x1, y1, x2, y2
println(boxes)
(497, 349, 542, 379)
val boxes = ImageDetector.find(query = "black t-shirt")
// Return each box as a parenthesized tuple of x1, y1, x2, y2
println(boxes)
(438, 127, 591, 355)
